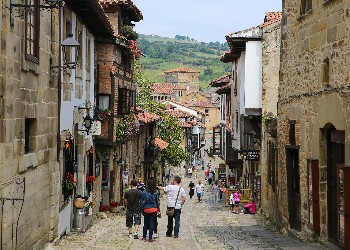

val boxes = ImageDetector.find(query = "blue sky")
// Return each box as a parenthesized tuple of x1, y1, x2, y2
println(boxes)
(132, 0, 282, 43)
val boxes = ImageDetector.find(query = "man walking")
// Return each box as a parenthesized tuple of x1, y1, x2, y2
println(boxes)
(159, 175, 186, 238)
(124, 179, 142, 239)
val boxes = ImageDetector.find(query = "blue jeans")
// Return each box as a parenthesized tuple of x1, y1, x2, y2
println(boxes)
(143, 212, 157, 239)
(166, 209, 181, 236)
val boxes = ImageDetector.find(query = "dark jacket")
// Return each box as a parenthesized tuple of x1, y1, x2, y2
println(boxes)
(140, 189, 158, 209)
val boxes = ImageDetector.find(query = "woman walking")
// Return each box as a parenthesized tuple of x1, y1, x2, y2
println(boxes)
(140, 177, 159, 242)
(196, 180, 204, 202)
(188, 181, 195, 199)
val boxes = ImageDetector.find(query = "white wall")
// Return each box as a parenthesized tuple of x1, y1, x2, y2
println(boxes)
(244, 41, 262, 111)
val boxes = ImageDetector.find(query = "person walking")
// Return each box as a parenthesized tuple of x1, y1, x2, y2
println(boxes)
(188, 166, 193, 178)
(220, 184, 226, 201)
(159, 175, 186, 238)
(188, 181, 195, 199)
(140, 177, 159, 242)
(196, 180, 204, 202)
(124, 179, 142, 239)
(213, 181, 220, 203)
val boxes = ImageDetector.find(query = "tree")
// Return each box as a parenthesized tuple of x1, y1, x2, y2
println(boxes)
(133, 62, 189, 166)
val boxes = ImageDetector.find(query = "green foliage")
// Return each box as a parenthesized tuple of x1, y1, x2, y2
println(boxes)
(133, 61, 189, 166)
(121, 26, 139, 41)
(137, 34, 229, 90)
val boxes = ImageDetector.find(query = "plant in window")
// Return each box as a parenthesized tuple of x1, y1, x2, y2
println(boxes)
(262, 112, 277, 131)
(116, 112, 140, 142)
(94, 107, 113, 122)
(65, 172, 77, 191)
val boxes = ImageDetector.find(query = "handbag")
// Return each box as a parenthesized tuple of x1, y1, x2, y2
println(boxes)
(166, 187, 181, 216)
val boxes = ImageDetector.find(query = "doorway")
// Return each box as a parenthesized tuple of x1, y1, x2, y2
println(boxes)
(286, 147, 301, 231)
(327, 129, 345, 246)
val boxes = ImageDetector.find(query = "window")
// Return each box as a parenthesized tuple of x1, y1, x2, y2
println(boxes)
(98, 95, 110, 110)
(243, 133, 254, 149)
(267, 141, 278, 192)
(289, 121, 296, 145)
(205, 109, 209, 115)
(129, 90, 136, 110)
(118, 88, 136, 115)
(24, 118, 36, 154)
(76, 27, 82, 67)
(322, 57, 330, 83)
(64, 20, 72, 66)
(179, 91, 182, 97)
(25, 0, 40, 62)
(121, 49, 131, 70)
(86, 37, 91, 71)
(300, 0, 312, 15)
(236, 111, 239, 134)
(118, 88, 128, 115)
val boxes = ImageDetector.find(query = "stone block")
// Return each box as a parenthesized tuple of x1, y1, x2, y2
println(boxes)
(327, 26, 337, 43)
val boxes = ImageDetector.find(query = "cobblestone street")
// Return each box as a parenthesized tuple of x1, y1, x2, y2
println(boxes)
(47, 171, 328, 250)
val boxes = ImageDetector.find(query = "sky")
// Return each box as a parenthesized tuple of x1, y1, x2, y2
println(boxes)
(132, 0, 282, 43)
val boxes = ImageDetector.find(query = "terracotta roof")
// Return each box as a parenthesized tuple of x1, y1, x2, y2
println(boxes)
(154, 137, 169, 150)
(152, 83, 175, 95)
(183, 101, 218, 108)
(210, 73, 231, 87)
(178, 121, 192, 128)
(99, 0, 143, 21)
(216, 84, 232, 95)
(136, 111, 159, 124)
(165, 109, 193, 118)
(164, 67, 199, 74)
(260, 12, 282, 28)
(189, 119, 205, 128)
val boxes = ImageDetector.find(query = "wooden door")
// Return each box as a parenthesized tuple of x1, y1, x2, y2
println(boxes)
(286, 148, 301, 231)
(307, 159, 320, 235)
(328, 130, 345, 246)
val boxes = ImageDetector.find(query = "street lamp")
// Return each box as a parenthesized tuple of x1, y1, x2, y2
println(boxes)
(51, 34, 80, 71)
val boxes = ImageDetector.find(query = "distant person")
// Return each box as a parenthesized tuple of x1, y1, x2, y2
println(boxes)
(243, 199, 257, 214)
(233, 189, 242, 214)
(124, 179, 142, 239)
(188, 166, 193, 178)
(213, 181, 220, 203)
(196, 180, 204, 202)
(188, 181, 195, 199)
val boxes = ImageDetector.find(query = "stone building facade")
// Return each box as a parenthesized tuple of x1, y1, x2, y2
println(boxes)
(0, 0, 60, 248)
(259, 13, 282, 229)
(164, 67, 200, 94)
(279, 1, 350, 248)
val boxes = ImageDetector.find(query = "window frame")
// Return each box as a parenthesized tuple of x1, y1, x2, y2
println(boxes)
(300, 0, 312, 15)
(25, 0, 40, 63)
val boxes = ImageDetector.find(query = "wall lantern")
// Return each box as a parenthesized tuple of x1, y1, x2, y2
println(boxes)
(51, 34, 80, 71)
(10, 0, 63, 26)
(77, 107, 96, 135)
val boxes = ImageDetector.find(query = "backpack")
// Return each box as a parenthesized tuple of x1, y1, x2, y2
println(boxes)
(140, 190, 157, 210)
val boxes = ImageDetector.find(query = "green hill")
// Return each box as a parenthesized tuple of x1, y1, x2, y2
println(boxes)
(137, 34, 231, 90)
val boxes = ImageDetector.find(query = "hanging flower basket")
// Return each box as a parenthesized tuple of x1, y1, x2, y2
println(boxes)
(94, 108, 114, 122)
(116, 112, 140, 143)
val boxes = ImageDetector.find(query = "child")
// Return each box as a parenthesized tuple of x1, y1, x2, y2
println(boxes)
(229, 192, 235, 213)
(233, 189, 242, 214)
(243, 199, 257, 214)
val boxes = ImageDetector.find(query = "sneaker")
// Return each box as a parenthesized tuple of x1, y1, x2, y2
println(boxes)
(153, 233, 158, 238)
(128, 233, 133, 238)
(134, 233, 139, 239)
(140, 237, 147, 241)
(174, 235, 179, 238)
(148, 239, 154, 242)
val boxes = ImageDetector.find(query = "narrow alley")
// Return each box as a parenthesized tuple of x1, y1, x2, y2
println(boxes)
(48, 170, 327, 250)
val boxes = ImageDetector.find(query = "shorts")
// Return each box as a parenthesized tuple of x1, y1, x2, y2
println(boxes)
(230, 203, 234, 208)
(126, 210, 141, 227)
(197, 193, 203, 198)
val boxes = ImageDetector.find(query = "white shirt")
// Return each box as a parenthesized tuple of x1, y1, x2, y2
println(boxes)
(196, 184, 204, 194)
(188, 168, 193, 174)
(164, 185, 186, 209)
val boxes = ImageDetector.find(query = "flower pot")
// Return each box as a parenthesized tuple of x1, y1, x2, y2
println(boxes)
(110, 207, 119, 213)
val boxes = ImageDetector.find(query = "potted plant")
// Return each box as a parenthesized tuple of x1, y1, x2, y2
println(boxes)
(99, 204, 110, 212)
(110, 201, 119, 213)
(83, 201, 93, 215)
(94, 107, 113, 122)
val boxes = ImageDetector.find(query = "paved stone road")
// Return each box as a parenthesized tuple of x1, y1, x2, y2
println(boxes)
(47, 171, 328, 250)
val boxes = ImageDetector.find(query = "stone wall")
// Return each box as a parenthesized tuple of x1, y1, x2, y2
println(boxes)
(0, 1, 60, 248)
(260, 21, 282, 229)
(279, 0, 350, 242)
(165, 72, 199, 92)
